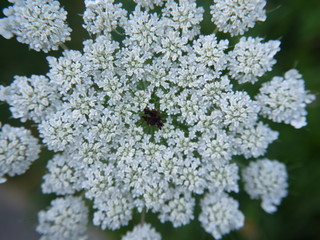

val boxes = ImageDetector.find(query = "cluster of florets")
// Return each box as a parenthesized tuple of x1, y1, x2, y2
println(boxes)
(36, 196, 89, 240)
(242, 159, 288, 213)
(122, 223, 161, 240)
(0, 0, 71, 52)
(256, 69, 315, 128)
(210, 0, 267, 36)
(0, 0, 315, 239)
(0, 124, 41, 183)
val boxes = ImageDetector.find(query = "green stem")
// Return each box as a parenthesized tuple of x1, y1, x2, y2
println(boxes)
(60, 43, 69, 51)
(232, 158, 246, 168)
(140, 207, 146, 225)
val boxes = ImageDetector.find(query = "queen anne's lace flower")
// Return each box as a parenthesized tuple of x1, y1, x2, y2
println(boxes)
(0, 0, 71, 52)
(198, 130, 235, 166)
(36, 196, 89, 240)
(0, 124, 40, 183)
(210, 0, 266, 36)
(122, 223, 161, 240)
(38, 110, 76, 152)
(0, 0, 315, 239)
(256, 69, 316, 128)
(156, 28, 189, 61)
(242, 159, 288, 213)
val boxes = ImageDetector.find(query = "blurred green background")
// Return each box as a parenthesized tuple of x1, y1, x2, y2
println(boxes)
(0, 0, 319, 240)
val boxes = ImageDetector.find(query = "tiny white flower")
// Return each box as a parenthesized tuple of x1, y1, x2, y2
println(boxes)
(162, 0, 204, 40)
(133, 0, 164, 10)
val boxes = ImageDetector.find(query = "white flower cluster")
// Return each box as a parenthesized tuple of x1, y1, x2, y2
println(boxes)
(0, 75, 59, 123)
(0, 0, 315, 239)
(256, 69, 315, 128)
(228, 37, 281, 84)
(0, 0, 71, 52)
(0, 124, 40, 183)
(122, 223, 161, 240)
(199, 192, 245, 239)
(83, 0, 127, 35)
(36, 196, 89, 240)
(242, 159, 288, 213)
(41, 153, 83, 195)
(133, 0, 164, 10)
(210, 0, 267, 36)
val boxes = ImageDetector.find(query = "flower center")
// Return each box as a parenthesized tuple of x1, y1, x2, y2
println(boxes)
(141, 108, 164, 129)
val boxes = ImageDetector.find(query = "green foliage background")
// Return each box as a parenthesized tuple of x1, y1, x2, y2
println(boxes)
(0, 0, 319, 240)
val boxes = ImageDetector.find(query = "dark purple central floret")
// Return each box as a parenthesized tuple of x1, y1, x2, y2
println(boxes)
(141, 108, 164, 129)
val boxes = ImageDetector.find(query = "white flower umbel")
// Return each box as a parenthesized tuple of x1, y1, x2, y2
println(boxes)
(83, 35, 119, 72)
(0, 75, 58, 123)
(0, 0, 71, 52)
(256, 69, 315, 128)
(0, 124, 40, 183)
(47, 50, 89, 95)
(38, 110, 76, 152)
(242, 159, 288, 213)
(199, 192, 244, 239)
(228, 37, 281, 84)
(42, 153, 83, 195)
(158, 191, 195, 227)
(235, 122, 279, 159)
(218, 91, 260, 131)
(37, 196, 89, 240)
(0, 0, 315, 239)
(204, 163, 239, 193)
(124, 6, 162, 51)
(193, 34, 229, 75)
(162, 0, 204, 40)
(92, 190, 135, 230)
(83, 0, 127, 35)
(210, 0, 266, 36)
(133, 0, 164, 10)
(122, 223, 161, 240)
